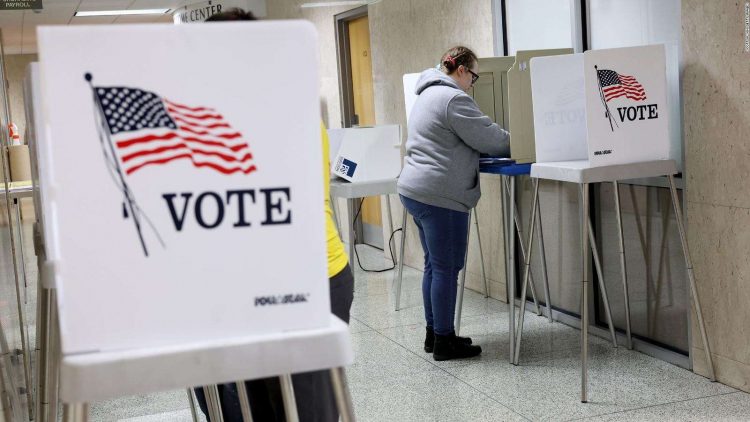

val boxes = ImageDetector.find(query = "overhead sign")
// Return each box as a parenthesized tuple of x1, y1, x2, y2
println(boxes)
(0, 0, 42, 10)
(173, 0, 266, 24)
(36, 21, 327, 354)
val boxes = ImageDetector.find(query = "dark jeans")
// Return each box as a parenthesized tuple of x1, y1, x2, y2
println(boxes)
(195, 264, 355, 422)
(400, 195, 469, 335)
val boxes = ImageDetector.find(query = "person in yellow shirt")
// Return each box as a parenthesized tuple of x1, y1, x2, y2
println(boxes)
(195, 10, 353, 422)
(321, 122, 354, 321)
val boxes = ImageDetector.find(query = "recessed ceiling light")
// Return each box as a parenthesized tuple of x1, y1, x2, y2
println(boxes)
(75, 9, 170, 17)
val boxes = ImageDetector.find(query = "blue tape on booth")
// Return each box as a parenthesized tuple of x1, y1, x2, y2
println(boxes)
(496, 163, 532, 176)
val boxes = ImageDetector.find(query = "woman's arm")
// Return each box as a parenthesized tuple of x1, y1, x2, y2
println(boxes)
(447, 94, 510, 157)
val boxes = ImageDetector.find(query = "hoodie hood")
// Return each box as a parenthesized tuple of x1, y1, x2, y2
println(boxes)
(415, 68, 461, 95)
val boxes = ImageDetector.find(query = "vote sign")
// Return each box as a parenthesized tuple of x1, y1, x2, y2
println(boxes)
(37, 22, 328, 354)
(583, 45, 670, 166)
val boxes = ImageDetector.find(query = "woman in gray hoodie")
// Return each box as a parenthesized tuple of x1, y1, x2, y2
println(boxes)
(398, 46, 510, 361)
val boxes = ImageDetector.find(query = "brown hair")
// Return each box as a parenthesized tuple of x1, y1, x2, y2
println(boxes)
(440, 46, 478, 74)
(205, 7, 256, 21)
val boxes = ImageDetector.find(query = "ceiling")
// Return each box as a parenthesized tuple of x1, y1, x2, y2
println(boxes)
(0, 0, 190, 55)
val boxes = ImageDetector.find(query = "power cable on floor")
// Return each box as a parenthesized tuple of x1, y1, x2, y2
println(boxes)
(351, 199, 402, 273)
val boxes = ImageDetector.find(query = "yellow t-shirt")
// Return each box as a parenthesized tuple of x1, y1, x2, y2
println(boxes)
(322, 123, 349, 277)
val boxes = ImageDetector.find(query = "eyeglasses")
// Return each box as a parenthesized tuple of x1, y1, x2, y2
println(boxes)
(466, 67, 479, 85)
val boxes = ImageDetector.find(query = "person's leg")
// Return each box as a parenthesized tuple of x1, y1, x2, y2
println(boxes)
(329, 264, 354, 323)
(193, 387, 209, 421)
(289, 263, 354, 422)
(420, 206, 469, 336)
(416, 204, 481, 360)
(399, 195, 434, 329)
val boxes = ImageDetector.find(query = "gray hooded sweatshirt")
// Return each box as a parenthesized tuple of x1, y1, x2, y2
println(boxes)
(397, 68, 510, 212)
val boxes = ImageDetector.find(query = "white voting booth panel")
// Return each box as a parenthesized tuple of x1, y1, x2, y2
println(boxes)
(531, 44, 670, 167)
(330, 125, 401, 182)
(37, 22, 330, 355)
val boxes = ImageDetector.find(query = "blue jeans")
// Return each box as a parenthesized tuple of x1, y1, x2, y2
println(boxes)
(400, 195, 469, 335)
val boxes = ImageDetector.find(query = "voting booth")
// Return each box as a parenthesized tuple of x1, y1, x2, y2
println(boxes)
(31, 21, 354, 419)
(403, 49, 572, 163)
(531, 45, 670, 167)
(525, 44, 716, 403)
(330, 125, 402, 183)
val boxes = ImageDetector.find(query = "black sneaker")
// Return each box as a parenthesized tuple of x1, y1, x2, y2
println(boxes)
(424, 327, 472, 353)
(432, 333, 482, 361)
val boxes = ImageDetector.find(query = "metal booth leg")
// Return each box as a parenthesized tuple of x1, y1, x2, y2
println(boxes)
(513, 178, 539, 365)
(330, 367, 356, 422)
(62, 403, 89, 422)
(667, 175, 716, 381)
(505, 176, 516, 364)
(503, 177, 542, 315)
(346, 199, 356, 268)
(205, 385, 225, 422)
(279, 374, 300, 422)
(473, 208, 490, 297)
(455, 210, 473, 335)
(330, 194, 341, 236)
(394, 206, 407, 311)
(236, 381, 254, 422)
(613, 181, 634, 349)
(535, 190, 553, 323)
(186, 388, 200, 422)
(581, 182, 590, 403)
(385, 194, 395, 255)
(587, 217, 618, 347)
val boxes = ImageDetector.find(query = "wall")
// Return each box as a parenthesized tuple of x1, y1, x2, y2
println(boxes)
(267, 1, 354, 130)
(366, 0, 503, 298)
(682, 0, 750, 392)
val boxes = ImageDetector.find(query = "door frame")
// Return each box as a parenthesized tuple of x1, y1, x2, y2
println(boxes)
(334, 5, 368, 128)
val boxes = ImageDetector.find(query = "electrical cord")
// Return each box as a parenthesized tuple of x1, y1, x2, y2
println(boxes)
(351, 199, 402, 273)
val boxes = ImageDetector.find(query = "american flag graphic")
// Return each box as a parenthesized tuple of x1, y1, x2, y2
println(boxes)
(596, 69, 647, 102)
(94, 86, 256, 175)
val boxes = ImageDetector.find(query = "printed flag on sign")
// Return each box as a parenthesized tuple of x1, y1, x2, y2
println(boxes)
(86, 73, 257, 257)
(596, 69, 646, 103)
(93, 85, 256, 175)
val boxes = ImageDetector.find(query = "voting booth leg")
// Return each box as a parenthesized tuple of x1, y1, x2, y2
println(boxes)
(386, 194, 395, 260)
(473, 208, 490, 297)
(205, 385, 224, 422)
(346, 199, 356, 268)
(395, 207, 407, 311)
(667, 176, 717, 382)
(37, 284, 60, 422)
(581, 183, 591, 403)
(62, 403, 88, 422)
(235, 382, 254, 422)
(186, 389, 201, 422)
(535, 195, 553, 323)
(35, 287, 52, 422)
(330, 367, 356, 422)
(513, 179, 539, 365)
(504, 176, 516, 364)
(587, 218, 618, 347)
(279, 374, 300, 422)
(503, 177, 542, 315)
(330, 194, 341, 238)
(455, 212, 473, 335)
(613, 181, 634, 349)
(12, 201, 34, 416)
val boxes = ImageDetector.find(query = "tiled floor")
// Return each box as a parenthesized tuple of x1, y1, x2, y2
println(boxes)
(90, 245, 750, 421)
